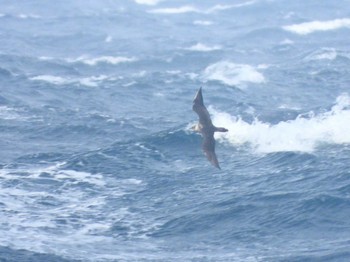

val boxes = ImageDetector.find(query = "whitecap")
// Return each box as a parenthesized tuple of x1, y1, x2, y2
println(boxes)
(0, 162, 146, 260)
(185, 43, 222, 52)
(149, 1, 255, 15)
(38, 56, 55, 61)
(55, 170, 106, 187)
(30, 75, 69, 85)
(166, 70, 181, 74)
(17, 14, 41, 19)
(30, 74, 109, 87)
(283, 18, 350, 35)
(68, 55, 137, 66)
(202, 61, 265, 88)
(148, 6, 199, 14)
(134, 0, 162, 5)
(193, 20, 214, 26)
(78, 75, 109, 87)
(280, 38, 294, 45)
(206, 1, 256, 13)
(0, 106, 22, 120)
(210, 93, 350, 153)
(305, 48, 338, 61)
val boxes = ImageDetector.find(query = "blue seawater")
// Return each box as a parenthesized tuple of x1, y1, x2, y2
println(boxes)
(1, 0, 350, 261)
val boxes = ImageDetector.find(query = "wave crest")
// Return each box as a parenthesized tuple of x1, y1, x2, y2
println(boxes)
(211, 94, 350, 153)
(202, 61, 265, 88)
(283, 18, 350, 35)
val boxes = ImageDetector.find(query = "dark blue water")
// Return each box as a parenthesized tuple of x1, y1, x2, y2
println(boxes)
(1, 0, 350, 261)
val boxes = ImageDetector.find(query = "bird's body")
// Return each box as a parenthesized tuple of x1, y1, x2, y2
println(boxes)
(192, 87, 228, 169)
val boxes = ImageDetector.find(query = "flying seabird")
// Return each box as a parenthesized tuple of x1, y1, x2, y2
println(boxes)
(192, 87, 228, 169)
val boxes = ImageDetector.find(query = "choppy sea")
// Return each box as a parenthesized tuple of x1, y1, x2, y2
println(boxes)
(1, 0, 350, 261)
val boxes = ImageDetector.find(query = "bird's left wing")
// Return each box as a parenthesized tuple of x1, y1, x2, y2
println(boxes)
(202, 134, 221, 169)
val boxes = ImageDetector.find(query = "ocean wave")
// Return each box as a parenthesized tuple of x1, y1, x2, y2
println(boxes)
(67, 56, 137, 66)
(149, 1, 255, 14)
(0, 106, 39, 121)
(193, 20, 213, 26)
(0, 162, 146, 259)
(283, 18, 350, 35)
(202, 61, 265, 88)
(30, 74, 110, 87)
(0, 106, 23, 120)
(134, 0, 162, 5)
(148, 6, 199, 14)
(17, 13, 41, 19)
(184, 43, 222, 52)
(304, 48, 338, 61)
(0, 66, 12, 77)
(0, 162, 106, 187)
(211, 94, 350, 153)
(0, 13, 41, 19)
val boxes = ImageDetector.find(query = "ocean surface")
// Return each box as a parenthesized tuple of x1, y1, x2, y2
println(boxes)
(1, 0, 350, 261)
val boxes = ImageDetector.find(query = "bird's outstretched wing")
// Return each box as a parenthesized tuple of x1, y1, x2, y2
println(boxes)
(192, 87, 213, 126)
(202, 134, 221, 169)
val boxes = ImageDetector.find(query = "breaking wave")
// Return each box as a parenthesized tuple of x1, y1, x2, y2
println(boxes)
(202, 61, 265, 88)
(211, 94, 350, 153)
(283, 18, 350, 35)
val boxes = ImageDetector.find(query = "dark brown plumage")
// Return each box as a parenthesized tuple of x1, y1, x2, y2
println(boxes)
(192, 87, 228, 169)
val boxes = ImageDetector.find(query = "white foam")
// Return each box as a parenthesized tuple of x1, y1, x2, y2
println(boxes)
(210, 94, 350, 153)
(17, 13, 41, 19)
(0, 106, 21, 120)
(30, 75, 68, 85)
(283, 18, 350, 35)
(68, 55, 137, 66)
(185, 43, 222, 52)
(148, 6, 199, 14)
(207, 1, 256, 13)
(78, 75, 109, 87)
(38, 56, 54, 61)
(305, 48, 338, 61)
(134, 0, 162, 5)
(149, 1, 255, 14)
(280, 38, 294, 45)
(0, 162, 148, 261)
(202, 61, 265, 88)
(194, 20, 213, 26)
(55, 170, 106, 187)
(30, 74, 109, 87)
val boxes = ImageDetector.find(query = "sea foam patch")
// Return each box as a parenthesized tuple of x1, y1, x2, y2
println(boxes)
(0, 106, 23, 120)
(202, 61, 265, 88)
(185, 43, 222, 52)
(193, 20, 214, 26)
(68, 56, 137, 66)
(0, 162, 146, 259)
(148, 6, 199, 14)
(305, 48, 338, 61)
(211, 94, 350, 153)
(134, 0, 162, 5)
(30, 75, 109, 87)
(283, 18, 350, 35)
(149, 1, 255, 14)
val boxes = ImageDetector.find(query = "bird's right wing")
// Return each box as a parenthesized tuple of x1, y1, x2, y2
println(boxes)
(192, 87, 213, 126)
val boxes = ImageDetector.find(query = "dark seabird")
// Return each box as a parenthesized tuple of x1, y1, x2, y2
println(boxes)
(192, 87, 228, 169)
